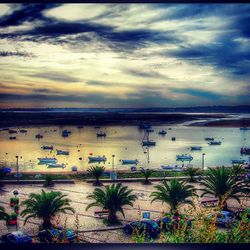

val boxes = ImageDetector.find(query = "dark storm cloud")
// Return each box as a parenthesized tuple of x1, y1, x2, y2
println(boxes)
(0, 51, 34, 57)
(0, 3, 61, 27)
(29, 72, 80, 83)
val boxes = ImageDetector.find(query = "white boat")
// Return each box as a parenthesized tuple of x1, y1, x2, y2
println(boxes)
(41, 145, 53, 150)
(161, 165, 175, 170)
(231, 159, 245, 164)
(96, 131, 106, 137)
(190, 146, 202, 151)
(48, 163, 65, 168)
(158, 130, 167, 135)
(56, 149, 69, 155)
(88, 156, 107, 162)
(176, 154, 193, 161)
(38, 158, 57, 163)
(208, 141, 221, 145)
(121, 159, 139, 165)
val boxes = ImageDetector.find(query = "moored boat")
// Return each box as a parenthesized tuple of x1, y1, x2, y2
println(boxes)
(96, 131, 106, 137)
(56, 149, 69, 155)
(204, 137, 214, 141)
(62, 130, 71, 137)
(121, 159, 139, 165)
(176, 154, 193, 161)
(158, 130, 167, 135)
(38, 157, 57, 163)
(8, 129, 17, 134)
(161, 165, 175, 170)
(190, 146, 202, 151)
(208, 141, 221, 145)
(9, 136, 16, 140)
(88, 155, 107, 162)
(20, 129, 28, 133)
(35, 134, 43, 139)
(48, 163, 65, 168)
(171, 137, 176, 141)
(41, 145, 53, 150)
(142, 140, 156, 146)
(146, 129, 154, 133)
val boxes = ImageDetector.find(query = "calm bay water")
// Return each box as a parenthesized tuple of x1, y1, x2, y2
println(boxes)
(0, 124, 249, 172)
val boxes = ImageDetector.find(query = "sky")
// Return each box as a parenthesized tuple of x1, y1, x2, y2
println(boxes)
(0, 3, 250, 108)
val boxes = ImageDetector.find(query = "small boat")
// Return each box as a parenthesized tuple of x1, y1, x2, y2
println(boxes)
(38, 157, 57, 163)
(240, 127, 250, 130)
(146, 129, 154, 133)
(171, 137, 176, 141)
(241, 147, 250, 155)
(142, 140, 156, 146)
(62, 130, 71, 137)
(231, 159, 245, 164)
(20, 129, 28, 133)
(161, 165, 175, 170)
(9, 136, 16, 140)
(2, 167, 12, 173)
(208, 141, 221, 145)
(8, 129, 17, 134)
(158, 130, 167, 135)
(121, 159, 139, 165)
(205, 137, 214, 141)
(41, 145, 53, 150)
(190, 146, 202, 151)
(71, 166, 78, 171)
(130, 166, 137, 171)
(48, 163, 65, 168)
(176, 154, 193, 161)
(56, 150, 69, 155)
(96, 131, 106, 137)
(35, 134, 43, 139)
(88, 155, 107, 162)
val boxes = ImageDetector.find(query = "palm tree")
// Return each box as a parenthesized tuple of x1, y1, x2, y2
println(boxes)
(200, 167, 250, 210)
(186, 167, 201, 182)
(87, 166, 105, 186)
(150, 179, 197, 214)
(44, 174, 54, 187)
(21, 190, 75, 229)
(140, 168, 154, 185)
(86, 183, 137, 224)
(0, 206, 7, 221)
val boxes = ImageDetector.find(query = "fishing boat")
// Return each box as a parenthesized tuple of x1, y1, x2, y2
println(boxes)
(71, 166, 78, 171)
(38, 158, 57, 163)
(56, 149, 69, 155)
(240, 127, 250, 130)
(62, 130, 71, 137)
(161, 165, 175, 170)
(35, 134, 43, 139)
(204, 137, 214, 141)
(241, 147, 250, 155)
(171, 137, 176, 141)
(20, 129, 28, 133)
(208, 141, 221, 145)
(231, 159, 245, 164)
(8, 129, 17, 134)
(9, 136, 16, 140)
(190, 146, 202, 151)
(88, 155, 107, 162)
(142, 130, 156, 146)
(48, 163, 65, 168)
(130, 166, 137, 171)
(41, 145, 53, 150)
(176, 154, 193, 161)
(158, 130, 167, 135)
(96, 131, 106, 137)
(121, 159, 139, 165)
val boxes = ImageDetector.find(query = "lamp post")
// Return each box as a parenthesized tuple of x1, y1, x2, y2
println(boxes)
(16, 156, 19, 182)
(202, 153, 206, 170)
(112, 154, 115, 173)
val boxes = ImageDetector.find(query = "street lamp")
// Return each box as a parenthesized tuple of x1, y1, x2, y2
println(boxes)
(112, 154, 115, 173)
(16, 156, 19, 182)
(202, 153, 206, 170)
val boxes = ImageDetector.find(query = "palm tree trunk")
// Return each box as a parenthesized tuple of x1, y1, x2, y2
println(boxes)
(108, 211, 118, 224)
(42, 217, 52, 229)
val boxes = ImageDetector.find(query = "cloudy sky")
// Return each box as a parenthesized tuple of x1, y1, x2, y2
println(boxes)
(0, 3, 249, 108)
